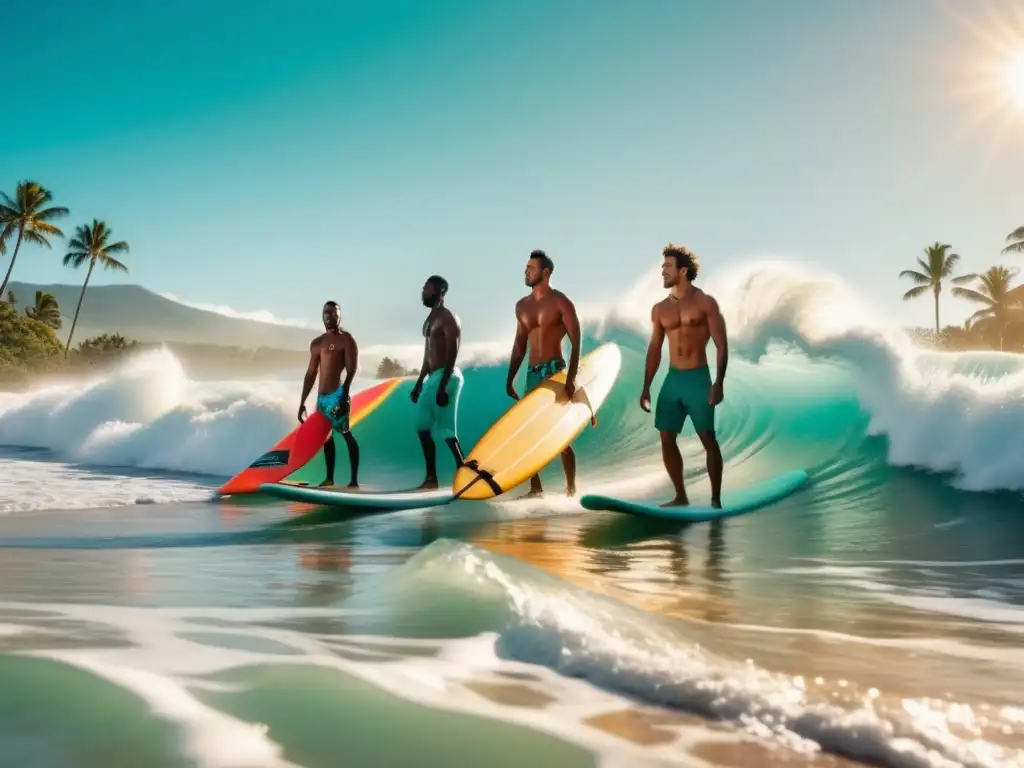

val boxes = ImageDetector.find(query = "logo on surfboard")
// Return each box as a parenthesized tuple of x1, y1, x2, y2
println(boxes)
(247, 449, 290, 469)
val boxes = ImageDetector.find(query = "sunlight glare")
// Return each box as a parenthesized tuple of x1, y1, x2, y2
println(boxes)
(1005, 48, 1024, 108)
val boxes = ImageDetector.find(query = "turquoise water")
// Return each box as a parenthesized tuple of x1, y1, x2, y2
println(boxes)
(1, 269, 1024, 767)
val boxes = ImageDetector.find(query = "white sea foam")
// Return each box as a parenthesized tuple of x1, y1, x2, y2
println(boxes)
(701, 260, 1024, 493)
(5, 260, 1024, 514)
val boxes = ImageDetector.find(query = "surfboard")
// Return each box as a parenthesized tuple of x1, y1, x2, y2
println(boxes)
(217, 377, 403, 496)
(579, 469, 809, 522)
(258, 480, 454, 510)
(451, 343, 622, 500)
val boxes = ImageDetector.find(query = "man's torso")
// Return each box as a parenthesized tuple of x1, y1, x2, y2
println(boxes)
(315, 331, 350, 393)
(518, 291, 569, 365)
(655, 290, 711, 370)
(424, 308, 458, 374)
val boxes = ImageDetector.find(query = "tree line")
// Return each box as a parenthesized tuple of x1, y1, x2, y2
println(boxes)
(375, 356, 417, 379)
(1, 180, 130, 358)
(1, 179, 137, 386)
(899, 228, 1024, 351)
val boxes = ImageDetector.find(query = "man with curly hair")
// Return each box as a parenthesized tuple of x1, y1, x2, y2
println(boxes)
(640, 243, 728, 507)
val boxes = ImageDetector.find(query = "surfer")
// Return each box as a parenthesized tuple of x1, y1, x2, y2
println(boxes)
(297, 300, 361, 488)
(410, 275, 466, 489)
(641, 243, 727, 507)
(506, 249, 582, 497)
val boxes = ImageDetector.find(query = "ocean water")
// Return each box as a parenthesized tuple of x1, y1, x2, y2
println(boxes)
(1, 262, 1023, 768)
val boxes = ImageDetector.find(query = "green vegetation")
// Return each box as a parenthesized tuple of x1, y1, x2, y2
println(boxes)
(0, 299, 138, 387)
(3, 176, 1023, 379)
(24, 290, 62, 330)
(0, 300, 64, 383)
(62, 219, 130, 358)
(903, 228, 1024, 352)
(899, 243, 968, 333)
(0, 180, 137, 386)
(0, 181, 69, 299)
(1004, 226, 1024, 256)
(375, 356, 416, 378)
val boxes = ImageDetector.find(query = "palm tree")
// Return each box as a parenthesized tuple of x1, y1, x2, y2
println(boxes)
(24, 290, 62, 330)
(62, 219, 130, 358)
(0, 181, 70, 297)
(1003, 226, 1024, 256)
(951, 266, 1024, 351)
(899, 242, 968, 333)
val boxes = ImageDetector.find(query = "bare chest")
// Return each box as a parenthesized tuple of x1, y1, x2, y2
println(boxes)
(520, 300, 562, 331)
(319, 339, 347, 364)
(659, 303, 706, 332)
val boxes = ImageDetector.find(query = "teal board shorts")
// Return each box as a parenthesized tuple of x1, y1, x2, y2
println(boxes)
(526, 358, 566, 394)
(415, 368, 464, 440)
(317, 386, 351, 433)
(655, 365, 716, 435)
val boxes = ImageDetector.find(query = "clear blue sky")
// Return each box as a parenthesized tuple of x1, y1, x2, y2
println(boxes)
(2, 0, 1022, 343)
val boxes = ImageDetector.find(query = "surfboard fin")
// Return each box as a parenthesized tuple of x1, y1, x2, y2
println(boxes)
(577, 388, 598, 427)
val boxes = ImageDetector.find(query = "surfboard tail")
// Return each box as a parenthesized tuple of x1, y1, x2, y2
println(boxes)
(217, 412, 332, 496)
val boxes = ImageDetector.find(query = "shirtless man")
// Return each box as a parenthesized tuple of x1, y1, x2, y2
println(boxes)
(297, 300, 360, 487)
(506, 249, 582, 497)
(410, 275, 466, 488)
(641, 243, 728, 507)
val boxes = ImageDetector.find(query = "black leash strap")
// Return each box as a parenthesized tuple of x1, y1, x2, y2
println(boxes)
(453, 460, 504, 499)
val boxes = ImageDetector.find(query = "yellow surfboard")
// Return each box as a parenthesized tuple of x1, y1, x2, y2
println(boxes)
(452, 342, 622, 500)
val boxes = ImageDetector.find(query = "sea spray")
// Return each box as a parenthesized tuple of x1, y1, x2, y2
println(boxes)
(3, 262, 1024, 509)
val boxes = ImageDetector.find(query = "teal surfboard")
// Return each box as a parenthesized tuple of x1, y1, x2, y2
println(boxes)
(579, 469, 809, 522)
(259, 481, 455, 510)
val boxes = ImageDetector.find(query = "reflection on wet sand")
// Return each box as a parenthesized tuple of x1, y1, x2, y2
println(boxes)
(469, 519, 595, 583)
(468, 514, 736, 623)
(298, 546, 351, 572)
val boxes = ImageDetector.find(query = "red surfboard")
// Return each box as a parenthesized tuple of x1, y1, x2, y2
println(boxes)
(218, 377, 403, 496)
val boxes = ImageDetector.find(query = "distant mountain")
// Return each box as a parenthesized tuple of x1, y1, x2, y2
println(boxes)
(8, 281, 314, 350)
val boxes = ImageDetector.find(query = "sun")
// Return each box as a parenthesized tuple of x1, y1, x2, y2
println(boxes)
(921, 0, 1024, 162)
(1004, 48, 1024, 108)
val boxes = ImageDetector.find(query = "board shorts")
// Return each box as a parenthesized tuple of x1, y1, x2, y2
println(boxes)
(655, 365, 715, 435)
(526, 358, 566, 394)
(316, 386, 351, 433)
(415, 368, 464, 440)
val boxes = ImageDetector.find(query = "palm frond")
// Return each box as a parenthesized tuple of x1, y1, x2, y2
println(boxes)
(99, 255, 128, 272)
(967, 307, 996, 325)
(951, 273, 979, 285)
(35, 206, 69, 221)
(940, 253, 961, 277)
(899, 269, 931, 285)
(62, 251, 91, 269)
(1006, 284, 1024, 305)
(62, 219, 131, 275)
(103, 240, 130, 254)
(21, 230, 52, 248)
(902, 285, 931, 301)
(951, 287, 994, 304)
(31, 220, 64, 237)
